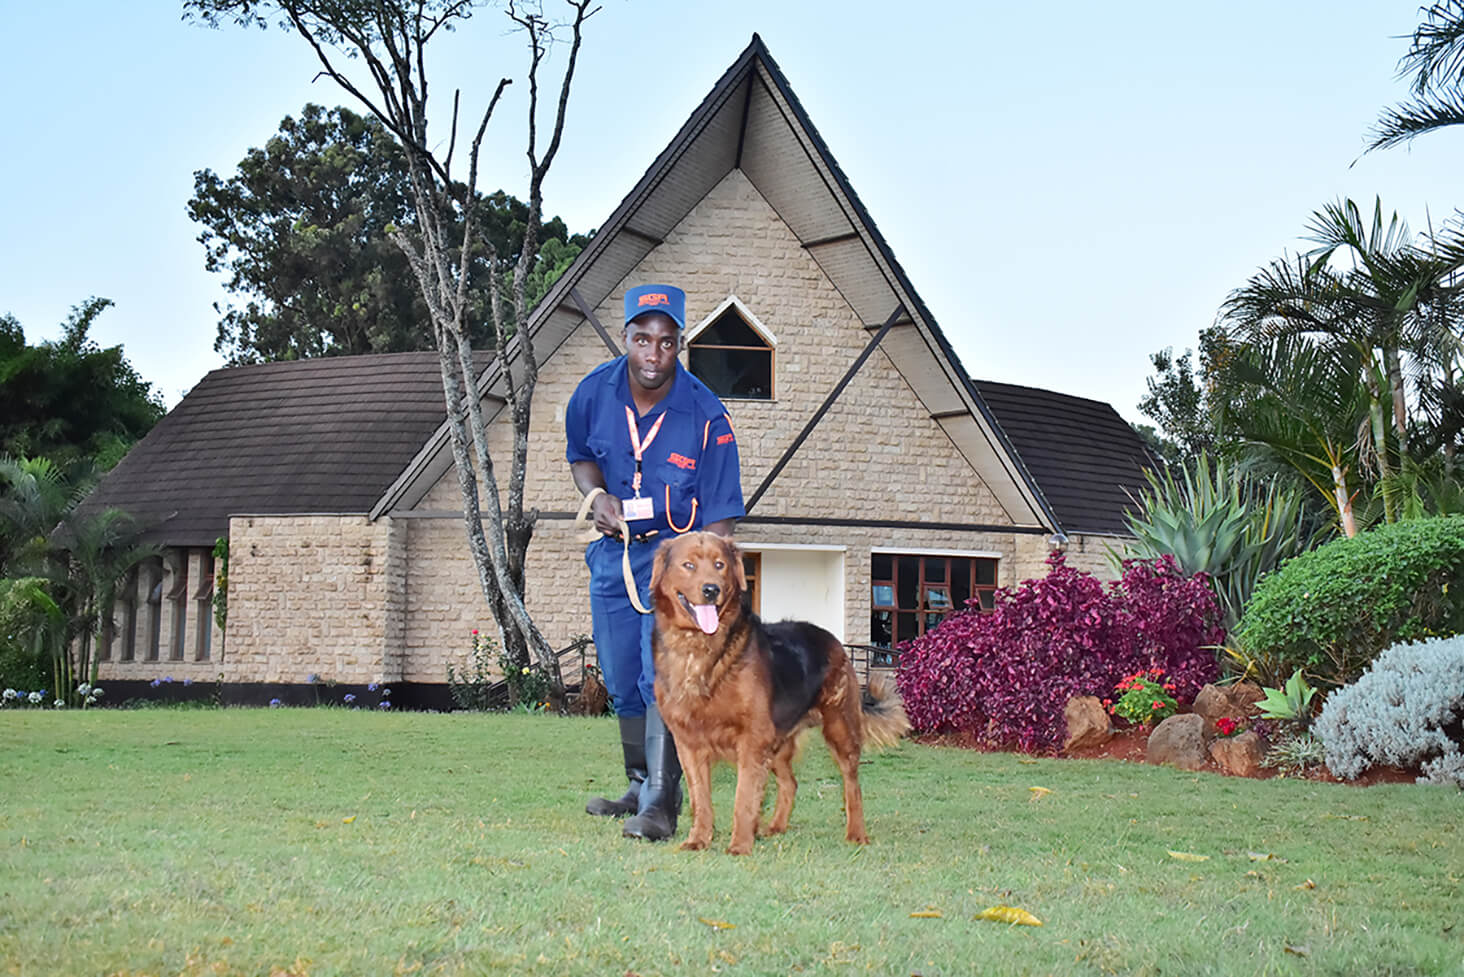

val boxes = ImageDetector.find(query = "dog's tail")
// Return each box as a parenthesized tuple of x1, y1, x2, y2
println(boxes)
(860, 676, 911, 748)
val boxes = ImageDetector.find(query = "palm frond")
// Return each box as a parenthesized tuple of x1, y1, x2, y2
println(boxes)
(1401, 2, 1464, 96)
(1367, 91, 1464, 151)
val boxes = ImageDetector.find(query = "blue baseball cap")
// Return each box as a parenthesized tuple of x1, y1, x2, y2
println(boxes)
(623, 284, 686, 330)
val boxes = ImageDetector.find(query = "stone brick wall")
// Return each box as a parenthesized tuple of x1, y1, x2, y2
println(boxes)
(213, 514, 403, 684)
(400, 516, 593, 683)
(1063, 533, 1127, 579)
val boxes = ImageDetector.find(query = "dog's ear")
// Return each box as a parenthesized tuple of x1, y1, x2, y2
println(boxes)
(723, 535, 747, 596)
(650, 536, 672, 595)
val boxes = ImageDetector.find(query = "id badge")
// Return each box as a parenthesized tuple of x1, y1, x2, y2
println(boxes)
(622, 495, 654, 522)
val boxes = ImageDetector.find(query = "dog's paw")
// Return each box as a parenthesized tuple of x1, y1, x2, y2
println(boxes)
(678, 838, 709, 852)
(726, 840, 754, 856)
(845, 830, 870, 845)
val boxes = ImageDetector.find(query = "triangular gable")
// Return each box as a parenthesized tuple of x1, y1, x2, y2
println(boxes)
(374, 35, 1058, 532)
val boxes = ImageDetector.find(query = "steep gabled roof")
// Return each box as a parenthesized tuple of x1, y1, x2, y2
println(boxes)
(373, 34, 1059, 532)
(76, 353, 471, 545)
(974, 380, 1156, 537)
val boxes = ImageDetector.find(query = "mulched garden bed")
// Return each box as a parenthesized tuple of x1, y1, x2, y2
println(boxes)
(917, 727, 1420, 786)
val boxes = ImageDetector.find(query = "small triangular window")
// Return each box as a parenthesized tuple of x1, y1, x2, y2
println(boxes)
(687, 297, 774, 400)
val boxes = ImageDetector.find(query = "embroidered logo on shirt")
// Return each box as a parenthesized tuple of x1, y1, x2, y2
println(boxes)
(716, 433, 735, 446)
(668, 452, 697, 471)
(637, 292, 670, 308)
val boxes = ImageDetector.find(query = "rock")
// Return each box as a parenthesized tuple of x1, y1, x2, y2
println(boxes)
(1228, 681, 1265, 717)
(1146, 714, 1209, 770)
(1190, 684, 1230, 735)
(1191, 682, 1268, 736)
(1062, 695, 1114, 752)
(1210, 731, 1264, 777)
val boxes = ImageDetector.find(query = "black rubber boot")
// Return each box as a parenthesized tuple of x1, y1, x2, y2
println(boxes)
(622, 703, 681, 841)
(586, 716, 647, 817)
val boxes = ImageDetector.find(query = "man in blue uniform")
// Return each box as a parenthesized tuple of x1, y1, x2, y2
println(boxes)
(565, 283, 744, 841)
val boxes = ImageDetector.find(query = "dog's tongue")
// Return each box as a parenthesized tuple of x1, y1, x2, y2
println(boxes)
(693, 603, 719, 635)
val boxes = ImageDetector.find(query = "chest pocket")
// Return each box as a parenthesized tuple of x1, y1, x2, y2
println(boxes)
(586, 436, 630, 496)
(658, 451, 700, 532)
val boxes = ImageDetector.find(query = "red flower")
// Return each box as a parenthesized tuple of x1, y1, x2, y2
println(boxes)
(1216, 717, 1239, 737)
(1151, 701, 1164, 710)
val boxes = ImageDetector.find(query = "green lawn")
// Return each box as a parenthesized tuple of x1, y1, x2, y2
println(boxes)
(1, 709, 1460, 977)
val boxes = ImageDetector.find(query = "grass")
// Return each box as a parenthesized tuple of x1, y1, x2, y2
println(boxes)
(1, 710, 1461, 977)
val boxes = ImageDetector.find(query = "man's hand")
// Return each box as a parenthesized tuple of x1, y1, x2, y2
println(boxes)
(589, 491, 624, 537)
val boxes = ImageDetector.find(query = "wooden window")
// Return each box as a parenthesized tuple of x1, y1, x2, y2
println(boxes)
(688, 300, 774, 400)
(118, 567, 138, 662)
(98, 602, 113, 662)
(870, 553, 998, 656)
(166, 551, 189, 662)
(144, 558, 164, 662)
(742, 552, 761, 616)
(194, 550, 215, 661)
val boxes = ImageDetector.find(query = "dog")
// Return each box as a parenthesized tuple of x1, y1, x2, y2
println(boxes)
(649, 531, 909, 854)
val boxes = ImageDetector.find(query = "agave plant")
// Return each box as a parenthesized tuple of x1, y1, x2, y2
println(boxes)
(1119, 453, 1311, 631)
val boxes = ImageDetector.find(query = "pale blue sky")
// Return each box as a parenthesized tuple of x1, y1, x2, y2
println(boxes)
(2, 2, 1460, 424)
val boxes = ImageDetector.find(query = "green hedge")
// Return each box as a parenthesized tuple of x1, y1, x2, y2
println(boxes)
(1233, 516, 1464, 688)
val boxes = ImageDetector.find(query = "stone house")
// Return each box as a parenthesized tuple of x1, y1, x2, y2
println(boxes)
(78, 36, 1153, 705)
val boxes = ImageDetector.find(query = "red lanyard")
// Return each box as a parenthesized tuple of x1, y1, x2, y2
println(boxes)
(625, 406, 665, 497)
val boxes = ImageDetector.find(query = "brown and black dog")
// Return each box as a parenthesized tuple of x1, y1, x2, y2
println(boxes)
(649, 531, 909, 855)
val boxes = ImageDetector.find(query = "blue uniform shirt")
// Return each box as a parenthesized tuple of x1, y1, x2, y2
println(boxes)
(566, 357, 744, 536)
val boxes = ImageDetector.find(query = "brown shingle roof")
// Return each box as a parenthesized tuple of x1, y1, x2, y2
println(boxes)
(973, 380, 1156, 537)
(77, 352, 466, 545)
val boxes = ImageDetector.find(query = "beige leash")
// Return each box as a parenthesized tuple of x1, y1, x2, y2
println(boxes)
(576, 486, 654, 615)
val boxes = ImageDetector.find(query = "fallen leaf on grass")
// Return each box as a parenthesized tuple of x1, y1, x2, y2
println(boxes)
(698, 918, 735, 930)
(1284, 944, 1310, 957)
(1166, 850, 1208, 862)
(974, 906, 1043, 926)
(1295, 879, 1316, 890)
(909, 910, 943, 918)
(1247, 852, 1285, 862)
(341, 815, 356, 824)
(1028, 786, 1052, 800)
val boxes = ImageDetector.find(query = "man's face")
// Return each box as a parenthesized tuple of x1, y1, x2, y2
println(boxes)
(624, 312, 681, 394)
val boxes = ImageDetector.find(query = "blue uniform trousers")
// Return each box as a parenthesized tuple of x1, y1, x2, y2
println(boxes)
(585, 535, 658, 717)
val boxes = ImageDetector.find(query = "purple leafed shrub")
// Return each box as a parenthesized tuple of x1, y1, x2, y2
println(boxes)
(895, 553, 1225, 752)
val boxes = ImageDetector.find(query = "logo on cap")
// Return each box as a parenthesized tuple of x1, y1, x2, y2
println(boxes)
(624, 283, 686, 329)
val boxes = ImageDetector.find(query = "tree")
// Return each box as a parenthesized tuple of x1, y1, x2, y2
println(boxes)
(0, 299, 164, 473)
(1217, 334, 1371, 537)
(1137, 326, 1236, 468)
(0, 457, 154, 699)
(1221, 198, 1464, 524)
(1369, 2, 1464, 151)
(185, 0, 597, 699)
(189, 102, 587, 363)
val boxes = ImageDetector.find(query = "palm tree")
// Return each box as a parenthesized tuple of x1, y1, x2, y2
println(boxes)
(1368, 2, 1464, 151)
(1217, 334, 1370, 537)
(0, 456, 73, 576)
(0, 457, 154, 701)
(1221, 198, 1463, 522)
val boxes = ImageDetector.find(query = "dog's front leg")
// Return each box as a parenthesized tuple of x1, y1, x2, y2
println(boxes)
(678, 746, 715, 851)
(727, 750, 771, 855)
